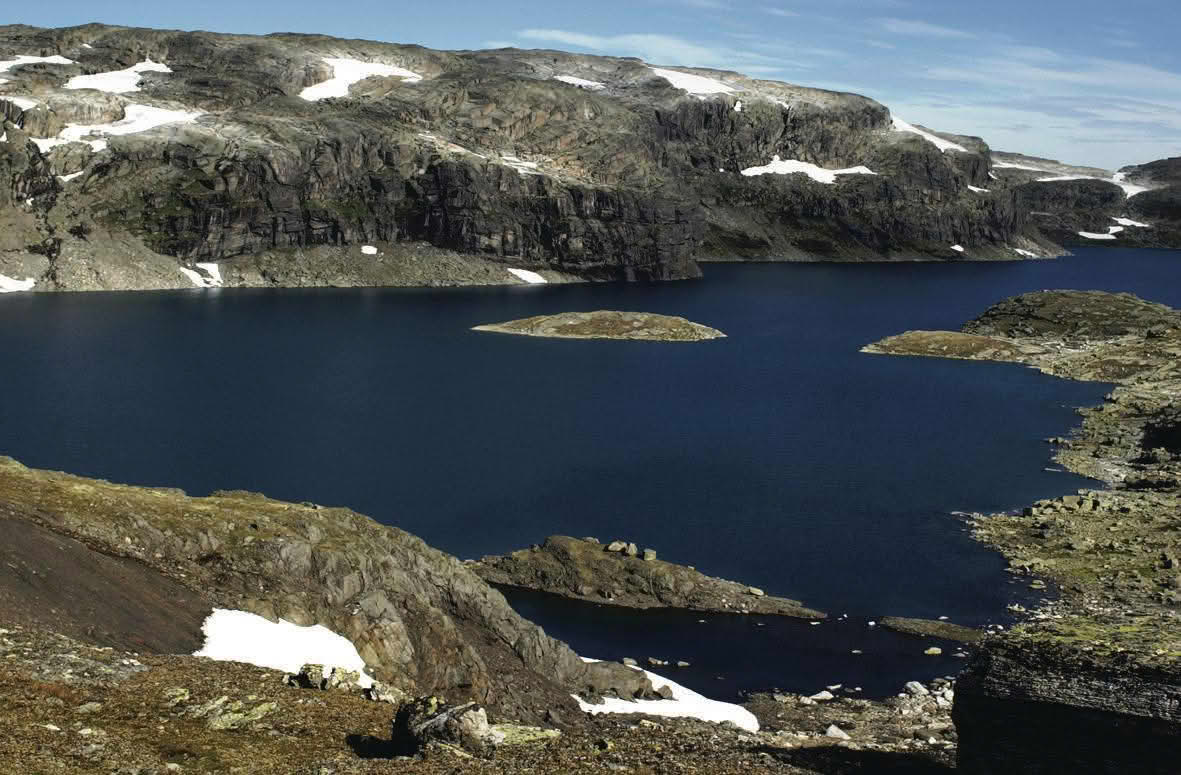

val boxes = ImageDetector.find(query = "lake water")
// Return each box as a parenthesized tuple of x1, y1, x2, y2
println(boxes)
(1, 247, 1177, 700)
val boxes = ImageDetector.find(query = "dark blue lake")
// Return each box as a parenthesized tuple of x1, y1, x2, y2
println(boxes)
(0, 247, 1177, 700)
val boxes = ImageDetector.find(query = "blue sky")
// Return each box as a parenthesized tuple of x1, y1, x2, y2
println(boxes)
(12, 0, 1181, 168)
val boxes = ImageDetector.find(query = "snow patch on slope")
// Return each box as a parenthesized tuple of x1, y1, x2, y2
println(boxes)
(1078, 226, 1123, 240)
(1112, 216, 1149, 228)
(651, 67, 735, 96)
(179, 262, 223, 288)
(553, 75, 605, 90)
(65, 59, 172, 93)
(0, 273, 36, 292)
(301, 58, 422, 101)
(33, 104, 203, 153)
(574, 658, 758, 732)
(194, 609, 374, 687)
(507, 268, 547, 284)
(891, 117, 967, 153)
(741, 155, 875, 184)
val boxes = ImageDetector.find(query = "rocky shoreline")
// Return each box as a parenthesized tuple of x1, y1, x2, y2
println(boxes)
(866, 289, 1181, 772)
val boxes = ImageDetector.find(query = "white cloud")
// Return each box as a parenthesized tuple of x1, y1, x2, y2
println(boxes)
(876, 18, 976, 39)
(516, 28, 806, 73)
(763, 6, 800, 16)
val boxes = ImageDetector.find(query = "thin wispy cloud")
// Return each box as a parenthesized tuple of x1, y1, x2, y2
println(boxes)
(763, 7, 800, 17)
(516, 28, 812, 72)
(876, 18, 976, 39)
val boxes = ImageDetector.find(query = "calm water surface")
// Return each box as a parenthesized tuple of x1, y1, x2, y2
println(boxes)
(1, 247, 1177, 699)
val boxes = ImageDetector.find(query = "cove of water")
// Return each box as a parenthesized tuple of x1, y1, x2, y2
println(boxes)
(0, 247, 1177, 700)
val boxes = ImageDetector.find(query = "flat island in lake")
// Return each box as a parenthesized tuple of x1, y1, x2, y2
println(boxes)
(472, 310, 725, 341)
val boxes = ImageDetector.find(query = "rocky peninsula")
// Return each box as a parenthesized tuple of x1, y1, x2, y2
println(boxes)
(867, 289, 1181, 773)
(472, 310, 725, 341)
(472, 535, 822, 618)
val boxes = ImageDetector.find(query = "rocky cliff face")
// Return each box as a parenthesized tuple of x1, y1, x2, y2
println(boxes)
(0, 23, 1097, 292)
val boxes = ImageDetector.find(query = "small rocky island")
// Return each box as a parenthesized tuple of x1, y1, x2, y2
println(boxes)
(472, 311, 725, 341)
(472, 535, 823, 619)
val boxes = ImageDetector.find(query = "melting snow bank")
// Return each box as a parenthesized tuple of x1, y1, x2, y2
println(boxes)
(361, 245, 378, 255)
(507, 267, 547, 284)
(968, 185, 989, 194)
(575, 658, 758, 732)
(950, 244, 965, 253)
(0, 273, 36, 292)
(891, 117, 967, 153)
(33, 104, 204, 153)
(741, 155, 875, 184)
(3, 96, 38, 110)
(0, 54, 75, 85)
(1013, 248, 1038, 258)
(1113, 216, 1150, 228)
(194, 609, 374, 687)
(553, 75, 605, 90)
(65, 59, 172, 93)
(650, 67, 735, 96)
(179, 262, 223, 288)
(1079, 226, 1123, 240)
(300, 57, 422, 101)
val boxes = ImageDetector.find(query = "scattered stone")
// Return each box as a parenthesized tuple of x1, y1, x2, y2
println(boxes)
(606, 541, 627, 553)
(808, 690, 834, 701)
(642, 549, 657, 562)
(924, 647, 943, 656)
(825, 724, 851, 740)
(747, 586, 765, 597)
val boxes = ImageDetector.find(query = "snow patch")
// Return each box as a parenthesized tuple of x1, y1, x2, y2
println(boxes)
(4, 96, 38, 110)
(501, 155, 541, 176)
(967, 185, 989, 193)
(993, 161, 1048, 172)
(988, 171, 998, 180)
(361, 245, 378, 255)
(1112, 216, 1149, 228)
(651, 67, 735, 96)
(553, 75, 605, 90)
(179, 262, 222, 288)
(734, 100, 743, 113)
(950, 244, 965, 253)
(740, 155, 876, 184)
(0, 273, 36, 292)
(0, 54, 75, 75)
(507, 268, 547, 284)
(194, 609, 374, 687)
(891, 117, 967, 153)
(300, 57, 421, 101)
(575, 658, 758, 732)
(57, 171, 84, 182)
(34, 104, 203, 153)
(1013, 248, 1038, 258)
(1078, 225, 1123, 240)
(65, 59, 172, 94)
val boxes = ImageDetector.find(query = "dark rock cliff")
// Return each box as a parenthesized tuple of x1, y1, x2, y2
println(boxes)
(954, 639, 1181, 774)
(0, 23, 1073, 290)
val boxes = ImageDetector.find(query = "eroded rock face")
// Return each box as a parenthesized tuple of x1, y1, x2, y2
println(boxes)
(0, 22, 1098, 290)
(954, 640, 1181, 775)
